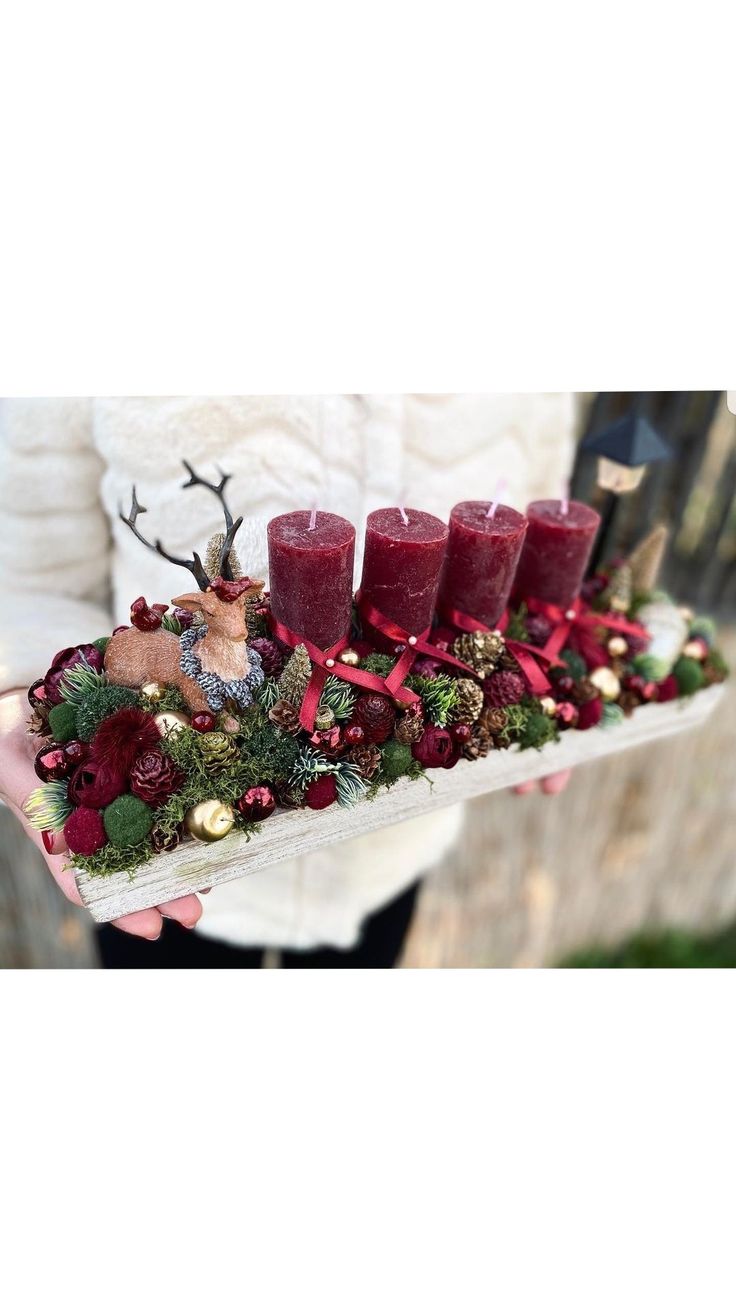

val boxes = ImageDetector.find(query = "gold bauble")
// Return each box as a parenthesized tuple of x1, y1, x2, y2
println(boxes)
(683, 639, 706, 662)
(184, 799, 235, 843)
(154, 710, 190, 737)
(141, 681, 166, 703)
(607, 636, 628, 658)
(338, 647, 360, 667)
(588, 666, 621, 702)
(539, 696, 557, 718)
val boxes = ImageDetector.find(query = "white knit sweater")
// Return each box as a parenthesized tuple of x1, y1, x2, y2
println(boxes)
(0, 395, 575, 948)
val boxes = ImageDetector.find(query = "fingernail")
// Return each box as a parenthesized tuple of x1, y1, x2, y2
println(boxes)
(42, 829, 55, 853)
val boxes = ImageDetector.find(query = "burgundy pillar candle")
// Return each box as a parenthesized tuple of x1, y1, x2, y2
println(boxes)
(511, 499, 600, 608)
(267, 510, 355, 649)
(359, 507, 449, 644)
(437, 501, 527, 628)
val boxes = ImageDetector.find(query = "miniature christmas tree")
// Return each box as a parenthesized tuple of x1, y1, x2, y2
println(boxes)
(627, 524, 669, 594)
(603, 562, 632, 613)
(278, 644, 312, 706)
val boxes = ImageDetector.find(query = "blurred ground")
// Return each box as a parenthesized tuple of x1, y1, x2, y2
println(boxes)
(1, 629, 734, 968)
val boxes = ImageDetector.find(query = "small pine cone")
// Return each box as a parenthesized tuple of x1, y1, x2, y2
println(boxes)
(352, 693, 396, 744)
(348, 742, 382, 779)
(28, 709, 49, 736)
(130, 749, 185, 804)
(479, 706, 508, 736)
(450, 677, 484, 724)
(452, 630, 505, 677)
(572, 677, 599, 706)
(151, 822, 184, 853)
(314, 704, 336, 731)
(483, 670, 526, 708)
(462, 727, 493, 760)
(394, 703, 425, 744)
(248, 636, 284, 679)
(198, 730, 238, 772)
(618, 690, 640, 717)
(268, 699, 302, 735)
(498, 648, 521, 672)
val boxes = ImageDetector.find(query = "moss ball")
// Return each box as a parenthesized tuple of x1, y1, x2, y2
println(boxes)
(93, 636, 110, 655)
(103, 793, 155, 847)
(380, 739, 413, 780)
(64, 806, 107, 856)
(673, 655, 705, 697)
(47, 701, 79, 744)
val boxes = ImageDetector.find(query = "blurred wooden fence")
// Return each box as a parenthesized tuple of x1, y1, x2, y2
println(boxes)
(572, 392, 736, 613)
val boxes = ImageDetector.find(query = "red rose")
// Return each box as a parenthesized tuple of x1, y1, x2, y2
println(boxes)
(655, 674, 679, 703)
(412, 725, 456, 768)
(68, 758, 128, 808)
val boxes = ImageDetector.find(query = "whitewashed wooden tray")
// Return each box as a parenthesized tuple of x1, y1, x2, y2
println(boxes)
(75, 685, 725, 922)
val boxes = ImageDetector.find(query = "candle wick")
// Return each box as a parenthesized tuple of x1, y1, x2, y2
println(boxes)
(486, 477, 507, 518)
(308, 506, 318, 531)
(398, 505, 409, 527)
(561, 480, 570, 516)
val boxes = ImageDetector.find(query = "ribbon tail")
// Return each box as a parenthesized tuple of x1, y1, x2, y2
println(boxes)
(299, 666, 328, 733)
(507, 641, 551, 695)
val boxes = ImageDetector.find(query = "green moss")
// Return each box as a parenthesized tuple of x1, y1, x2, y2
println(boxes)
(360, 653, 397, 677)
(518, 711, 558, 751)
(93, 636, 110, 654)
(504, 603, 529, 642)
(705, 648, 729, 679)
(103, 794, 155, 847)
(673, 655, 705, 696)
(76, 685, 139, 740)
(47, 701, 79, 743)
(139, 683, 188, 715)
(380, 739, 413, 780)
(73, 839, 156, 881)
(560, 648, 586, 681)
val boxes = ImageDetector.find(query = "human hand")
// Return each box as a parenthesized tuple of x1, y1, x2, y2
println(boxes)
(513, 769, 573, 797)
(0, 689, 203, 940)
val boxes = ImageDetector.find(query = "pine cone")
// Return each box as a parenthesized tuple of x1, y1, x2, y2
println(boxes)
(151, 822, 184, 853)
(394, 702, 425, 744)
(572, 677, 600, 706)
(130, 749, 185, 804)
(268, 699, 302, 735)
(452, 630, 504, 677)
(618, 690, 640, 717)
(499, 647, 522, 672)
(483, 670, 525, 708)
(449, 677, 484, 724)
(352, 693, 396, 744)
(462, 726, 493, 760)
(248, 636, 284, 678)
(28, 709, 49, 736)
(348, 742, 382, 779)
(198, 730, 238, 772)
(479, 706, 507, 736)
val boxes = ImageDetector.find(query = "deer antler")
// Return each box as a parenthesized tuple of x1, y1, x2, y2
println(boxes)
(119, 486, 212, 591)
(181, 461, 244, 581)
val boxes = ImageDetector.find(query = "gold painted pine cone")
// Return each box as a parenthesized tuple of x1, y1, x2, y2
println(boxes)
(452, 630, 505, 677)
(449, 677, 484, 724)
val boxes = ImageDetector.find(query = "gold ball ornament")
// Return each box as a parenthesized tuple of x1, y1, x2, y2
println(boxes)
(154, 710, 191, 737)
(607, 636, 628, 658)
(184, 799, 235, 843)
(588, 666, 621, 702)
(539, 696, 558, 718)
(338, 647, 360, 668)
(141, 681, 166, 703)
(683, 639, 707, 661)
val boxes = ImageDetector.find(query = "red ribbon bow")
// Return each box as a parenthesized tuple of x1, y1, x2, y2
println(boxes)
(267, 615, 406, 732)
(355, 590, 478, 697)
(438, 602, 553, 695)
(527, 597, 649, 667)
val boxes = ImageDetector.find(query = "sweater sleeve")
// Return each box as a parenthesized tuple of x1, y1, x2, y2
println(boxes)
(0, 399, 113, 693)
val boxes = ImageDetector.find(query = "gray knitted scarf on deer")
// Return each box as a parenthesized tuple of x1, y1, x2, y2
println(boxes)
(179, 624, 264, 711)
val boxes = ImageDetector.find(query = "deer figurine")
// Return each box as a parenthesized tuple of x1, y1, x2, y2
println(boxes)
(104, 463, 265, 714)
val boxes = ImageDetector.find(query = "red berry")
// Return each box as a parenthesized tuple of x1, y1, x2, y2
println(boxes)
(64, 740, 90, 766)
(304, 775, 338, 809)
(555, 701, 579, 729)
(236, 785, 277, 821)
(343, 723, 365, 748)
(556, 674, 576, 697)
(34, 744, 73, 782)
(450, 722, 472, 744)
(191, 711, 217, 733)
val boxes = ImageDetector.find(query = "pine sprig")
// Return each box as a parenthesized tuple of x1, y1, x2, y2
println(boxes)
(23, 781, 73, 832)
(254, 677, 281, 711)
(406, 673, 458, 726)
(319, 675, 357, 722)
(290, 746, 368, 807)
(59, 658, 109, 706)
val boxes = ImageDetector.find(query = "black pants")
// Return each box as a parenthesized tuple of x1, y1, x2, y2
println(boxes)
(97, 880, 419, 969)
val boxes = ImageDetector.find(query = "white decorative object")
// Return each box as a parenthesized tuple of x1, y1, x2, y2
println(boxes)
(73, 685, 725, 924)
(637, 600, 689, 676)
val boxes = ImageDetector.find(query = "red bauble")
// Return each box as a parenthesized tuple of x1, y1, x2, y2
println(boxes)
(68, 759, 128, 808)
(351, 694, 396, 744)
(555, 673, 576, 697)
(412, 725, 455, 769)
(63, 806, 107, 856)
(90, 708, 161, 774)
(129, 749, 185, 804)
(343, 723, 365, 748)
(304, 775, 338, 809)
(248, 637, 284, 679)
(525, 614, 553, 647)
(655, 675, 679, 703)
(28, 678, 50, 712)
(236, 785, 277, 821)
(576, 697, 604, 730)
(130, 596, 168, 631)
(483, 670, 526, 708)
(450, 722, 473, 745)
(555, 701, 579, 730)
(191, 711, 217, 733)
(34, 743, 73, 782)
(309, 726, 343, 756)
(64, 740, 90, 767)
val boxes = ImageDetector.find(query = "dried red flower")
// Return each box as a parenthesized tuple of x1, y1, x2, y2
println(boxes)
(90, 707, 161, 775)
(304, 775, 338, 810)
(412, 725, 456, 769)
(44, 644, 104, 704)
(655, 674, 679, 703)
(68, 759, 128, 808)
